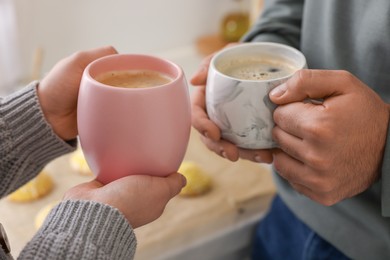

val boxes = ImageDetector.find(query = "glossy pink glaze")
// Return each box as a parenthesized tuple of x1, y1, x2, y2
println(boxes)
(77, 54, 191, 184)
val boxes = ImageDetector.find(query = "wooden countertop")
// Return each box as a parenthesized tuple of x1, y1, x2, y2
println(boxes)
(0, 128, 275, 258)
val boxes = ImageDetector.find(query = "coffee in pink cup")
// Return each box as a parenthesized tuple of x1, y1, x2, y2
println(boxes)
(77, 54, 191, 184)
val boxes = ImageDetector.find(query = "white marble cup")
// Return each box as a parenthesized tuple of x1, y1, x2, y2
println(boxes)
(206, 42, 307, 149)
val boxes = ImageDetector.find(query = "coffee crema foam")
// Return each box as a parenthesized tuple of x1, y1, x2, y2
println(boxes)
(95, 70, 173, 89)
(217, 56, 297, 81)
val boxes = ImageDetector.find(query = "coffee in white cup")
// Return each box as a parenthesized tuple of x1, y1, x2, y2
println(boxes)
(206, 42, 306, 149)
(217, 56, 297, 81)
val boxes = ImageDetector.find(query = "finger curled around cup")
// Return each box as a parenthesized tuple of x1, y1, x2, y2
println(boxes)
(165, 172, 188, 198)
(190, 54, 214, 86)
(200, 135, 239, 162)
(191, 95, 221, 141)
(238, 148, 274, 164)
(191, 106, 221, 141)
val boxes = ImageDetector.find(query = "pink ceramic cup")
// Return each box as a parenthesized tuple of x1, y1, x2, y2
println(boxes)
(77, 54, 191, 184)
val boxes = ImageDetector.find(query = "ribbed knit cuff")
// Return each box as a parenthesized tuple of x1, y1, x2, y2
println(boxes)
(0, 82, 76, 170)
(28, 200, 137, 260)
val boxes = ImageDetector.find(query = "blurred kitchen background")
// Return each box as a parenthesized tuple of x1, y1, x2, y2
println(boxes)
(1, 0, 263, 94)
(0, 1, 277, 260)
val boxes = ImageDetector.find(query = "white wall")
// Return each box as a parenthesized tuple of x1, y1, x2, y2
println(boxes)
(12, 0, 250, 79)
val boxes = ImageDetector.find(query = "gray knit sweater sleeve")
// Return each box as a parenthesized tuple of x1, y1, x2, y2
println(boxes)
(0, 82, 76, 197)
(241, 0, 304, 49)
(0, 83, 137, 259)
(18, 200, 137, 260)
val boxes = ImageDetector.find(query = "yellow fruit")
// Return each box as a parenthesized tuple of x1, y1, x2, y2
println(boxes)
(70, 149, 93, 176)
(179, 161, 212, 197)
(8, 171, 54, 202)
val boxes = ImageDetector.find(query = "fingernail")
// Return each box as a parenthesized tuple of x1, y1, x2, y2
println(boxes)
(255, 155, 262, 162)
(270, 83, 287, 97)
(203, 131, 209, 138)
(221, 150, 227, 159)
(181, 174, 187, 187)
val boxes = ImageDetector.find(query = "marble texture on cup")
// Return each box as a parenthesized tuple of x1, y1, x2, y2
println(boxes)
(206, 42, 307, 149)
(77, 54, 191, 184)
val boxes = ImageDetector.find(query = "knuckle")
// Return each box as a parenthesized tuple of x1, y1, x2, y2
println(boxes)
(272, 159, 284, 175)
(302, 150, 328, 170)
(308, 184, 341, 206)
(315, 179, 335, 194)
(281, 145, 300, 161)
(338, 70, 355, 82)
(272, 107, 289, 125)
(318, 195, 338, 206)
(191, 114, 203, 131)
(71, 50, 86, 61)
(301, 120, 321, 138)
(271, 126, 282, 144)
(291, 69, 312, 90)
(273, 159, 292, 181)
(202, 137, 224, 158)
(302, 120, 335, 143)
(238, 150, 254, 161)
(290, 183, 304, 194)
(68, 51, 91, 69)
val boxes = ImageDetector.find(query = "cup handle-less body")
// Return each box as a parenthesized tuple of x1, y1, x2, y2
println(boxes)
(206, 42, 307, 149)
(77, 54, 191, 184)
